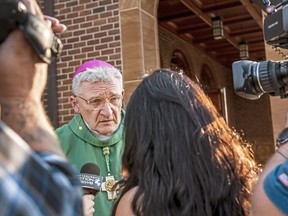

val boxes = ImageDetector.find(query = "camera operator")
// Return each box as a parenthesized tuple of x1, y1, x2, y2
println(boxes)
(250, 112, 288, 216)
(0, 0, 83, 215)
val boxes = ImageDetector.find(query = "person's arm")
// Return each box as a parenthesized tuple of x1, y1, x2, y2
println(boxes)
(0, 1, 84, 215)
(250, 143, 288, 216)
(0, 0, 65, 156)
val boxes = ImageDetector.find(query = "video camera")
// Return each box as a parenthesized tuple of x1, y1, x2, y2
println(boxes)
(0, 0, 62, 63)
(232, 0, 288, 100)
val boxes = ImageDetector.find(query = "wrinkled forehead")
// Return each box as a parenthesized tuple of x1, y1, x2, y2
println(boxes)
(79, 79, 123, 97)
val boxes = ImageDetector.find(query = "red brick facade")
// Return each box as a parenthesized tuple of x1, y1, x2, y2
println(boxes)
(40, 0, 122, 125)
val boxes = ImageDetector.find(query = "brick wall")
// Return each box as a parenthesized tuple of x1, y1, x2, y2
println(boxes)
(45, 0, 122, 126)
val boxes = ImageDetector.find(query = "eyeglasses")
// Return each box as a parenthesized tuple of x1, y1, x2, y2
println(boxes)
(77, 95, 122, 110)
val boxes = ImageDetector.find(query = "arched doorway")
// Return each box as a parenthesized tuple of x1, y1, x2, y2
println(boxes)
(170, 49, 189, 73)
(200, 64, 228, 123)
(200, 64, 216, 91)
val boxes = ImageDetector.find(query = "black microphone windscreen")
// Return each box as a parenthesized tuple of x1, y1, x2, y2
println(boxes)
(79, 163, 102, 195)
(80, 163, 100, 175)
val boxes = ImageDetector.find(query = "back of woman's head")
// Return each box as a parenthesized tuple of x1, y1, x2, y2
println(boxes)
(122, 69, 258, 216)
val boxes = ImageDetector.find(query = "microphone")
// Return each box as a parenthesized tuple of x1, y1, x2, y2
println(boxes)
(78, 163, 103, 196)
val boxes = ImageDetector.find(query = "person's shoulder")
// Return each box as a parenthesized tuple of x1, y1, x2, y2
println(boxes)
(35, 152, 76, 175)
(31, 152, 83, 214)
(55, 123, 69, 133)
(261, 162, 288, 215)
(55, 123, 74, 151)
(55, 121, 75, 140)
(116, 187, 138, 216)
(122, 186, 138, 199)
(55, 115, 83, 136)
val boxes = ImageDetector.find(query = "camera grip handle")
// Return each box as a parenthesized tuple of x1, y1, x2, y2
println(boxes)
(0, 0, 62, 63)
(19, 14, 63, 63)
(276, 127, 288, 147)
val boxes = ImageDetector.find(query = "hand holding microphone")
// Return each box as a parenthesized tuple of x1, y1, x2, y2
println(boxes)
(79, 163, 103, 216)
(83, 194, 95, 216)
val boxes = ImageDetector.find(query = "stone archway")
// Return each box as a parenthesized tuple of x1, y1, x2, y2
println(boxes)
(119, 0, 160, 106)
(170, 49, 190, 73)
(200, 64, 216, 91)
(199, 64, 228, 122)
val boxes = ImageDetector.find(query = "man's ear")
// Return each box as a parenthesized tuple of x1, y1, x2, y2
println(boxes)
(70, 96, 81, 114)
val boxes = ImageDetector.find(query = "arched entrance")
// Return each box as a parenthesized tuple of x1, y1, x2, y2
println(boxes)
(200, 64, 216, 91)
(170, 49, 189, 73)
(199, 64, 228, 123)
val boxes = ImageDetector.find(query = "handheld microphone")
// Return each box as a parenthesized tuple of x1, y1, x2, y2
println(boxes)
(78, 163, 103, 196)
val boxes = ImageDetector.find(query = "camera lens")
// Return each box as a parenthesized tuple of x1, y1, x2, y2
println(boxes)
(232, 60, 288, 99)
(254, 61, 279, 93)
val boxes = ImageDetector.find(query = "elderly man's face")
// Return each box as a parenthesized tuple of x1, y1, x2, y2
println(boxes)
(73, 78, 123, 135)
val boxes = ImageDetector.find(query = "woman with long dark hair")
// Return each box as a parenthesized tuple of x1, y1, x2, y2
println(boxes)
(112, 69, 258, 216)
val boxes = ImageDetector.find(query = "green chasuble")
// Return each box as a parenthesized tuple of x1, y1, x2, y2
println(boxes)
(55, 111, 125, 216)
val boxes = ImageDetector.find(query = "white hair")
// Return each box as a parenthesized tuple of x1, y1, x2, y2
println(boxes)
(72, 67, 123, 95)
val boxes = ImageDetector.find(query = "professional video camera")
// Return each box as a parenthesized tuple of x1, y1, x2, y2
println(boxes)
(0, 0, 62, 63)
(232, 0, 288, 100)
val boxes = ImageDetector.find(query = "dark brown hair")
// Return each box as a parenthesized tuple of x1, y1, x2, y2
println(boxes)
(113, 69, 258, 216)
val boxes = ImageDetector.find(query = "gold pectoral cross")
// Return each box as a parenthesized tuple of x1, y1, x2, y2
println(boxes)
(101, 175, 117, 200)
